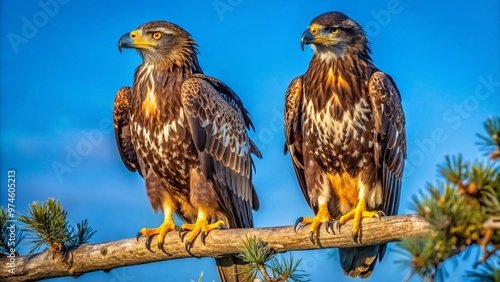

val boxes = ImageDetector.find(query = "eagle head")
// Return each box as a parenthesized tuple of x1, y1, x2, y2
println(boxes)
(301, 12, 371, 61)
(118, 21, 199, 64)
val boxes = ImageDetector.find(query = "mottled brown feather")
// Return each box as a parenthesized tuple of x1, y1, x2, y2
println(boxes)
(181, 75, 261, 227)
(284, 76, 310, 209)
(116, 21, 261, 282)
(113, 86, 140, 174)
(285, 11, 406, 277)
(368, 71, 406, 221)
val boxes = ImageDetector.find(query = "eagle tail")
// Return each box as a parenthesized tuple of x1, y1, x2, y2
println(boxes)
(339, 244, 381, 278)
(216, 256, 249, 282)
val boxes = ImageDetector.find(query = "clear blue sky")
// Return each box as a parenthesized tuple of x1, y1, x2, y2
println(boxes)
(1, 1, 499, 281)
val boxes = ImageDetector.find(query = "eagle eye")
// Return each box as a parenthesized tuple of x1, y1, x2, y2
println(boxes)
(330, 27, 341, 35)
(152, 32, 163, 40)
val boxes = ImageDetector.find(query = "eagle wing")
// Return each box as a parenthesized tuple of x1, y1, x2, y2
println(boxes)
(181, 74, 261, 228)
(284, 77, 311, 208)
(113, 86, 141, 176)
(369, 71, 406, 218)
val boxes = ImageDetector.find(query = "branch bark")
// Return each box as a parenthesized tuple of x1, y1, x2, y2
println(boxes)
(1, 214, 430, 281)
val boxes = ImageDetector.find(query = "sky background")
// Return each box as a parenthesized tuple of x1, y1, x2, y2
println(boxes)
(1, 0, 499, 281)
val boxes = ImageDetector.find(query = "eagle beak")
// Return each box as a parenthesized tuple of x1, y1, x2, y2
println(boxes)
(118, 33, 131, 53)
(301, 28, 314, 51)
(118, 30, 156, 53)
(301, 25, 333, 51)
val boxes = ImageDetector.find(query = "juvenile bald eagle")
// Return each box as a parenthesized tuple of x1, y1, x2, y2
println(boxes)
(285, 12, 406, 278)
(114, 21, 261, 281)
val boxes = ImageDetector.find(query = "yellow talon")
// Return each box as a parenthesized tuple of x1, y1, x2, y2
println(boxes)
(294, 202, 333, 244)
(338, 198, 383, 243)
(181, 210, 225, 249)
(136, 206, 176, 253)
(138, 219, 176, 241)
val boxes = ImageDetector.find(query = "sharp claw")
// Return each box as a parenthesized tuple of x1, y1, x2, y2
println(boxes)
(158, 242, 171, 256)
(325, 221, 331, 234)
(218, 223, 224, 230)
(352, 232, 357, 243)
(309, 231, 315, 245)
(184, 240, 191, 253)
(200, 232, 206, 245)
(184, 240, 200, 258)
(377, 211, 385, 219)
(336, 221, 341, 234)
(294, 217, 304, 233)
(145, 236, 155, 253)
(328, 221, 336, 235)
(136, 232, 142, 242)
(180, 231, 187, 242)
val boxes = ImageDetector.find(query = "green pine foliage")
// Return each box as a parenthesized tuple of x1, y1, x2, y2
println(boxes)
(269, 253, 310, 282)
(397, 116, 500, 281)
(17, 198, 96, 254)
(67, 219, 96, 246)
(18, 199, 71, 254)
(237, 236, 310, 282)
(477, 116, 500, 160)
(0, 207, 25, 256)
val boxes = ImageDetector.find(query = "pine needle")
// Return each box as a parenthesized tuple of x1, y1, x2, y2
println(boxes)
(397, 116, 500, 282)
(18, 198, 96, 254)
(237, 236, 309, 282)
(0, 207, 24, 255)
(18, 199, 70, 254)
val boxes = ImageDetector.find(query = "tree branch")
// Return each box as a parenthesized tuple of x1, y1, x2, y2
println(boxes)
(1, 214, 430, 281)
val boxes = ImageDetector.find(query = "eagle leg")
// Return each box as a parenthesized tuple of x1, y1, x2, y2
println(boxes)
(180, 210, 225, 253)
(336, 198, 384, 243)
(294, 202, 333, 245)
(136, 207, 177, 254)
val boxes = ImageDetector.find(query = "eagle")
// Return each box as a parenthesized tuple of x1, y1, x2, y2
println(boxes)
(284, 12, 406, 278)
(114, 20, 261, 281)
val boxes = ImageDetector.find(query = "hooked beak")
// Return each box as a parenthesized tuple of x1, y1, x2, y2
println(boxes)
(118, 30, 156, 53)
(300, 25, 333, 51)
(300, 28, 314, 51)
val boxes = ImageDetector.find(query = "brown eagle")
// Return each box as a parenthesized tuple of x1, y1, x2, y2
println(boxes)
(285, 12, 406, 278)
(114, 21, 261, 281)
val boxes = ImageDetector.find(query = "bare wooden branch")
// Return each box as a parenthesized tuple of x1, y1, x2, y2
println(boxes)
(1, 214, 430, 281)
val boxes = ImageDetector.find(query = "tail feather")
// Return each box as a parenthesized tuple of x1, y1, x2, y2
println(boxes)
(216, 256, 250, 282)
(339, 245, 381, 278)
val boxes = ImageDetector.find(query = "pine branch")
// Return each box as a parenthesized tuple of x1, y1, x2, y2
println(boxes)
(398, 116, 500, 282)
(17, 199, 96, 255)
(0, 208, 24, 256)
(237, 236, 276, 281)
(476, 116, 500, 160)
(269, 253, 310, 282)
(237, 236, 309, 282)
(18, 199, 71, 254)
(438, 155, 467, 187)
(67, 220, 97, 246)
(0, 214, 429, 281)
